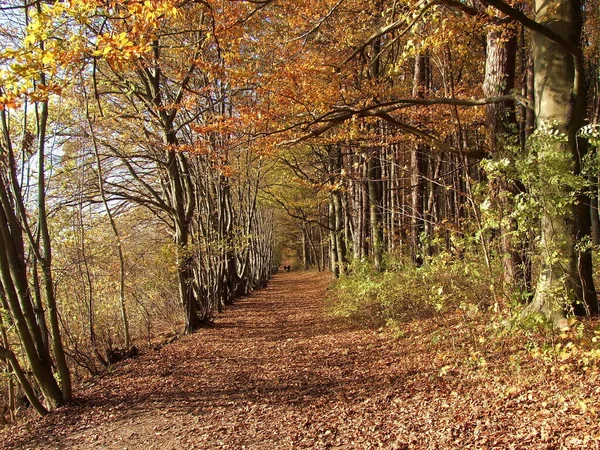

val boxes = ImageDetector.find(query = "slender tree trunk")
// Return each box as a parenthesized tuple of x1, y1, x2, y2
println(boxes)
(367, 153, 383, 272)
(301, 224, 309, 270)
(0, 346, 48, 415)
(36, 95, 72, 402)
(305, 225, 322, 271)
(411, 54, 428, 266)
(329, 197, 339, 277)
(333, 189, 348, 275)
(84, 94, 131, 349)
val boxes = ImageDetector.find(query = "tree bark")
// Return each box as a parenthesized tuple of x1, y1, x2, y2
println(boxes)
(411, 54, 428, 266)
(482, 18, 531, 293)
(367, 150, 383, 272)
(527, 0, 598, 324)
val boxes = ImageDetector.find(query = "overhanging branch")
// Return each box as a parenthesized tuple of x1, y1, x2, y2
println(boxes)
(281, 94, 526, 155)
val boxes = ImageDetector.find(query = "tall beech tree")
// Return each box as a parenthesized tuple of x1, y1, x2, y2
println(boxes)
(526, 0, 598, 321)
(476, 0, 599, 320)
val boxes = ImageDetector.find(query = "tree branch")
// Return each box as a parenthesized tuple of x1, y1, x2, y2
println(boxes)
(342, 0, 437, 66)
(478, 0, 579, 57)
(280, 94, 527, 154)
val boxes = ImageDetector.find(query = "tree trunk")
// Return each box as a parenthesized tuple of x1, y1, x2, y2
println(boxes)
(527, 0, 598, 324)
(482, 18, 531, 293)
(410, 54, 428, 266)
(333, 189, 348, 275)
(301, 224, 309, 270)
(367, 153, 383, 272)
(329, 197, 339, 278)
(86, 99, 131, 349)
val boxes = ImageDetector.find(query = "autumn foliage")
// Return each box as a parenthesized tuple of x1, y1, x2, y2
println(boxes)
(1, 2, 600, 448)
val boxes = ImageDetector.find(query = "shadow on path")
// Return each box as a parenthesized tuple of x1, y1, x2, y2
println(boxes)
(5, 272, 433, 450)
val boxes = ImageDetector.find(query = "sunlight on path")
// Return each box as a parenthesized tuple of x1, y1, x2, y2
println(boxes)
(7, 271, 413, 450)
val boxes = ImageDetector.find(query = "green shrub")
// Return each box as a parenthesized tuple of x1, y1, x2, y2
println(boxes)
(328, 252, 498, 328)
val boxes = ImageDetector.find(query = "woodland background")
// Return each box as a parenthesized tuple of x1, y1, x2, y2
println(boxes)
(0, 0, 600, 428)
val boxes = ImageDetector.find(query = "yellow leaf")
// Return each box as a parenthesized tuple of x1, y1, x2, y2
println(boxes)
(24, 35, 35, 46)
(505, 386, 518, 396)
(42, 52, 54, 65)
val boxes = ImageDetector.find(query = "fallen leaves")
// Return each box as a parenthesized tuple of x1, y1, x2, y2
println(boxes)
(3, 271, 600, 449)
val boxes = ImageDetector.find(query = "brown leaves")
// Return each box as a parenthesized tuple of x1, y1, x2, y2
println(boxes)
(4, 272, 600, 449)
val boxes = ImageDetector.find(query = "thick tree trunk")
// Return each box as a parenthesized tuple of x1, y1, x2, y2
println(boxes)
(164, 131, 201, 333)
(483, 22, 517, 153)
(527, 0, 598, 324)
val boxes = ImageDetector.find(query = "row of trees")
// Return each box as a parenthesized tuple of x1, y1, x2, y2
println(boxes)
(0, 0, 278, 416)
(266, 0, 600, 327)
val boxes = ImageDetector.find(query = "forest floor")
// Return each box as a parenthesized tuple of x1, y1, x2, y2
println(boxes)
(4, 271, 600, 449)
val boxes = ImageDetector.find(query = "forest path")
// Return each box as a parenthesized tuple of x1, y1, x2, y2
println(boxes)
(7, 271, 598, 449)
(8, 271, 420, 449)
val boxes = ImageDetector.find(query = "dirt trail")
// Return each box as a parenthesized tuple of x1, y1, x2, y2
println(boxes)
(8, 271, 595, 449)
(6, 272, 415, 449)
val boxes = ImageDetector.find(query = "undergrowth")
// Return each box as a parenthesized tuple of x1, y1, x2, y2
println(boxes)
(328, 250, 600, 380)
(327, 251, 499, 329)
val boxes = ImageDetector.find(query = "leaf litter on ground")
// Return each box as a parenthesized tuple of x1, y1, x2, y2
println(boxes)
(3, 271, 600, 449)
